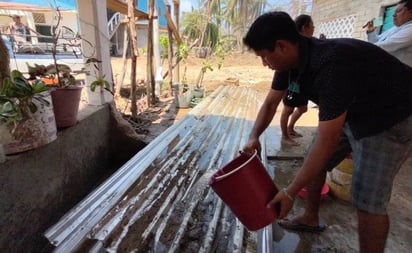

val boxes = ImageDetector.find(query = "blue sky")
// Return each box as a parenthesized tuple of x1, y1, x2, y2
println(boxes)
(180, 0, 198, 13)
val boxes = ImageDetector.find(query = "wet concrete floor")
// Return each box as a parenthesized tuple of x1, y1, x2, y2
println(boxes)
(265, 107, 412, 253)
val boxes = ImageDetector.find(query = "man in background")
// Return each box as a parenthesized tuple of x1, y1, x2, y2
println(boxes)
(280, 14, 315, 146)
(366, 0, 412, 66)
(7, 15, 40, 52)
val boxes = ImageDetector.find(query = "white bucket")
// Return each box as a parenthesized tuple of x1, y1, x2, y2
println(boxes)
(0, 91, 57, 155)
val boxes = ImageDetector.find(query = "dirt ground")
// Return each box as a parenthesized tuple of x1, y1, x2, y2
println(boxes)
(110, 52, 412, 252)
(110, 51, 273, 142)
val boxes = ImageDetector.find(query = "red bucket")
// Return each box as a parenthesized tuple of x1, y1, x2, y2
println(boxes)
(209, 151, 279, 231)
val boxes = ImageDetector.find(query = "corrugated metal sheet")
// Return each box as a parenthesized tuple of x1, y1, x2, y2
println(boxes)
(44, 85, 274, 253)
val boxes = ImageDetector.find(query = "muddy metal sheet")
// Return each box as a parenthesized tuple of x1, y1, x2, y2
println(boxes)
(44, 86, 275, 253)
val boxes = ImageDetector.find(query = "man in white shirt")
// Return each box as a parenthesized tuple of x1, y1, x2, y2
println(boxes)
(367, 0, 412, 67)
(7, 15, 39, 52)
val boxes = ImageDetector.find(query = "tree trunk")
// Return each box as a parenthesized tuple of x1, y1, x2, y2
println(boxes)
(166, 4, 174, 92)
(147, 0, 155, 105)
(0, 33, 10, 88)
(128, 0, 138, 119)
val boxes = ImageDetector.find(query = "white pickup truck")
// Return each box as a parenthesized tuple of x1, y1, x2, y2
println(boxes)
(2, 35, 85, 74)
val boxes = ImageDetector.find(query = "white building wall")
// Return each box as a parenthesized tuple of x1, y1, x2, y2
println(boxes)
(312, 0, 398, 40)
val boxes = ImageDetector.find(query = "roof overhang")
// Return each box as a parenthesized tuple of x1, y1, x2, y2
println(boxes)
(0, 2, 53, 11)
(106, 0, 148, 20)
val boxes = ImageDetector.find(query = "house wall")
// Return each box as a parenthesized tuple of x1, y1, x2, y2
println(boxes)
(0, 9, 79, 46)
(311, 0, 398, 40)
(34, 10, 79, 34)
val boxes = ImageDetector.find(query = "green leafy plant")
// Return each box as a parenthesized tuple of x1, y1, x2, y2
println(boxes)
(159, 34, 169, 59)
(0, 70, 49, 135)
(90, 76, 110, 92)
(27, 63, 76, 87)
(195, 60, 214, 89)
(86, 58, 113, 95)
(214, 43, 226, 69)
(178, 43, 190, 60)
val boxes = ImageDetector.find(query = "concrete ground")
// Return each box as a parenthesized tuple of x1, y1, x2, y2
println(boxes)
(265, 106, 412, 253)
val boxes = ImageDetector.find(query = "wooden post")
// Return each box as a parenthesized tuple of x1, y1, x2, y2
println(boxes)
(147, 0, 155, 105)
(128, 0, 138, 119)
(173, 0, 180, 83)
(116, 27, 129, 97)
(166, 4, 174, 92)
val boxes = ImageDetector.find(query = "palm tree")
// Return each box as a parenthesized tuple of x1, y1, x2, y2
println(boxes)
(182, 0, 267, 52)
(222, 0, 266, 50)
(181, 9, 219, 51)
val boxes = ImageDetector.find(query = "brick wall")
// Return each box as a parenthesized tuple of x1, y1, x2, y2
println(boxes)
(311, 0, 398, 40)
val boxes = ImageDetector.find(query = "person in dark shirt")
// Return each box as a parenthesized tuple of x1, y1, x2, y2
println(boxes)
(280, 14, 314, 146)
(242, 11, 411, 253)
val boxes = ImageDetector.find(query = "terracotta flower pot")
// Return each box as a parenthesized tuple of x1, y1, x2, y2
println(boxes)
(50, 86, 83, 128)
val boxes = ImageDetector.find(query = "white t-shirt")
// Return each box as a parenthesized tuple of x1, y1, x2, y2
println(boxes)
(9, 22, 27, 44)
(367, 21, 412, 67)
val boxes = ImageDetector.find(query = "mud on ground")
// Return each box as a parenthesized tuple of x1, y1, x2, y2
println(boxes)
(111, 51, 273, 143)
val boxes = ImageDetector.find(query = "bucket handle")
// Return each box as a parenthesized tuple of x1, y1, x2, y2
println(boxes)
(214, 150, 259, 182)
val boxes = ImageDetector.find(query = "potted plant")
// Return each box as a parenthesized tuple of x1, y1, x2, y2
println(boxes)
(27, 62, 83, 128)
(193, 44, 225, 99)
(0, 70, 57, 154)
(193, 60, 213, 98)
(27, 7, 84, 128)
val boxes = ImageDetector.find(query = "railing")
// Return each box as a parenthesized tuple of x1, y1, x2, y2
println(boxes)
(108, 12, 123, 39)
(2, 33, 81, 56)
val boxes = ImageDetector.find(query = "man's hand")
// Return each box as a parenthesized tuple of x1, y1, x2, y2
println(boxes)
(266, 188, 295, 218)
(242, 136, 261, 155)
(365, 20, 375, 33)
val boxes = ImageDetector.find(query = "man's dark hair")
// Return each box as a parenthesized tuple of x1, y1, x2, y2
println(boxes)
(399, 0, 412, 9)
(295, 14, 312, 32)
(243, 11, 300, 52)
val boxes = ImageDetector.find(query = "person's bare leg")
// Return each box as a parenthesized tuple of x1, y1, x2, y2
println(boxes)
(280, 171, 326, 226)
(358, 210, 389, 253)
(288, 105, 308, 137)
(281, 105, 300, 146)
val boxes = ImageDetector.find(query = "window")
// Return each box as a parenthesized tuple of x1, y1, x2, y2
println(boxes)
(381, 5, 396, 33)
(33, 13, 46, 24)
(35, 25, 53, 43)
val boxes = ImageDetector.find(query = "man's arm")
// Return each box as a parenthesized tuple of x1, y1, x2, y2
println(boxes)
(268, 111, 347, 218)
(25, 24, 40, 36)
(366, 21, 380, 43)
(6, 23, 13, 34)
(287, 111, 346, 196)
(243, 88, 285, 154)
(367, 30, 379, 43)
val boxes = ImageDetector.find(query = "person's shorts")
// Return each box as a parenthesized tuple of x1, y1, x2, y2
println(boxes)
(283, 92, 308, 107)
(346, 115, 412, 214)
(313, 115, 412, 214)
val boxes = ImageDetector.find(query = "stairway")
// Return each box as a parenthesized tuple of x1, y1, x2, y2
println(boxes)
(108, 12, 123, 39)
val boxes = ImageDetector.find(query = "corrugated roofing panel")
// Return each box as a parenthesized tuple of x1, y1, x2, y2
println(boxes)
(44, 85, 273, 252)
